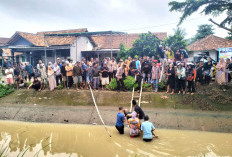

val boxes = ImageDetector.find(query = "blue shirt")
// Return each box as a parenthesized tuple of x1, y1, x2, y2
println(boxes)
(116, 112, 125, 126)
(82, 64, 88, 76)
(25, 64, 34, 74)
(141, 121, 155, 139)
(136, 60, 140, 69)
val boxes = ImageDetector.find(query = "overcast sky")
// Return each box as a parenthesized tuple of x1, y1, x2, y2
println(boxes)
(0, 0, 229, 39)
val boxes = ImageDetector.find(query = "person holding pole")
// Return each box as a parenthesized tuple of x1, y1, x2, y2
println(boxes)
(115, 107, 126, 134)
(132, 100, 145, 122)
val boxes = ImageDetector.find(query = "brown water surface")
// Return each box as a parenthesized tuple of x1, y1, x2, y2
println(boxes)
(0, 121, 231, 157)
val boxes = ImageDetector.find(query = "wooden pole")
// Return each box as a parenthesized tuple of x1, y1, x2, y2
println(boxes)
(139, 79, 143, 107)
(130, 75, 136, 112)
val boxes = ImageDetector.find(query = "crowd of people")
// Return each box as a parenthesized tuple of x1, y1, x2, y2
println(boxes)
(2, 46, 232, 95)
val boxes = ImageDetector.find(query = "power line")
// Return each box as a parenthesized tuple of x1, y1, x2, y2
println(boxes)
(119, 17, 204, 32)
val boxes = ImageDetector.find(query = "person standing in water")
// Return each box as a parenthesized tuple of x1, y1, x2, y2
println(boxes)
(132, 100, 145, 122)
(141, 115, 155, 142)
(127, 111, 140, 137)
(115, 107, 126, 134)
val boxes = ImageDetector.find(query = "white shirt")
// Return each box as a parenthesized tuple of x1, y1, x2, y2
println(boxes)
(5, 68, 14, 78)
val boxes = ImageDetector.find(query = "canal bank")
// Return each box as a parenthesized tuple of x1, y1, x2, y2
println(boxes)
(0, 103, 232, 133)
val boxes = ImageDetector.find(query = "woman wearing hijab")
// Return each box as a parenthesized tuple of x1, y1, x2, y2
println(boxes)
(127, 111, 140, 137)
(216, 58, 226, 85)
(47, 65, 57, 91)
(176, 63, 186, 95)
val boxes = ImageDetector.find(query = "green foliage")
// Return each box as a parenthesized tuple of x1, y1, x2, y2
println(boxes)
(168, 0, 232, 31)
(226, 31, 232, 40)
(123, 76, 138, 90)
(193, 24, 214, 43)
(0, 84, 14, 98)
(164, 27, 188, 52)
(109, 78, 117, 90)
(26, 81, 31, 87)
(116, 43, 129, 62)
(58, 84, 64, 90)
(117, 32, 161, 60)
(143, 83, 151, 89)
(158, 80, 167, 91)
(129, 32, 161, 58)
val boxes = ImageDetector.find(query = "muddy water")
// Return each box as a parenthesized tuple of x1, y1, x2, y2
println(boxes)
(0, 121, 231, 157)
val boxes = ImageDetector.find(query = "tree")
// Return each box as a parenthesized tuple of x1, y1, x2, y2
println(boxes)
(164, 27, 188, 52)
(191, 24, 215, 43)
(168, 0, 232, 32)
(116, 43, 128, 62)
(226, 32, 232, 40)
(129, 32, 161, 58)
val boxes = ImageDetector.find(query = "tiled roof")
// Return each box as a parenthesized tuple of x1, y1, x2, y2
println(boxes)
(0, 38, 9, 46)
(37, 28, 88, 35)
(187, 35, 232, 51)
(7, 28, 88, 47)
(18, 32, 45, 46)
(92, 32, 167, 49)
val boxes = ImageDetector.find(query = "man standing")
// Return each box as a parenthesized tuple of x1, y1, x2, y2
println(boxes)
(115, 107, 126, 134)
(129, 58, 137, 76)
(101, 63, 109, 90)
(92, 63, 100, 90)
(54, 63, 62, 86)
(73, 61, 83, 90)
(116, 64, 126, 92)
(132, 100, 145, 121)
(151, 62, 160, 93)
(61, 62, 67, 88)
(141, 115, 156, 142)
(135, 70, 143, 93)
(5, 66, 14, 88)
(81, 61, 88, 89)
(25, 62, 34, 81)
(65, 63, 73, 89)
(38, 63, 47, 89)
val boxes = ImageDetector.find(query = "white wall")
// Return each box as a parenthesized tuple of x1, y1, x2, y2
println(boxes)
(70, 37, 93, 62)
(188, 50, 218, 62)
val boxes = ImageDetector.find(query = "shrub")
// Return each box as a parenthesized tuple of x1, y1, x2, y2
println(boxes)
(158, 80, 167, 91)
(0, 84, 14, 98)
(124, 76, 138, 90)
(58, 84, 64, 90)
(109, 78, 117, 90)
(143, 83, 151, 89)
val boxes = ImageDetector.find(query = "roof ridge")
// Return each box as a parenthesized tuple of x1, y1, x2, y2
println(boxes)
(37, 28, 88, 34)
(17, 31, 40, 36)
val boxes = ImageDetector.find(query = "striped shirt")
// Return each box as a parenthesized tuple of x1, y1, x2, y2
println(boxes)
(151, 66, 160, 80)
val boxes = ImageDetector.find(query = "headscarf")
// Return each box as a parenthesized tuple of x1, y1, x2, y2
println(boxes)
(131, 111, 137, 119)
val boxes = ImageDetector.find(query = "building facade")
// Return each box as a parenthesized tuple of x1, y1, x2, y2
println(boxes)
(187, 35, 232, 62)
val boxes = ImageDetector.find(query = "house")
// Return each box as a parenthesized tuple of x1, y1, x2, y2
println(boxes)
(0, 37, 9, 65)
(4, 28, 95, 66)
(81, 32, 167, 60)
(2, 28, 167, 66)
(187, 35, 232, 62)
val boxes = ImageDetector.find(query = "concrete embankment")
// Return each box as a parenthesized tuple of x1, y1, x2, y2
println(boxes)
(0, 89, 232, 132)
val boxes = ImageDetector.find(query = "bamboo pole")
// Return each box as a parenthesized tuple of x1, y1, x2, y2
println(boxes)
(139, 79, 143, 107)
(130, 75, 136, 112)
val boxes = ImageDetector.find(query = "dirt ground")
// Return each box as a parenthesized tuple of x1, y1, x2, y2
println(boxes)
(0, 103, 232, 133)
